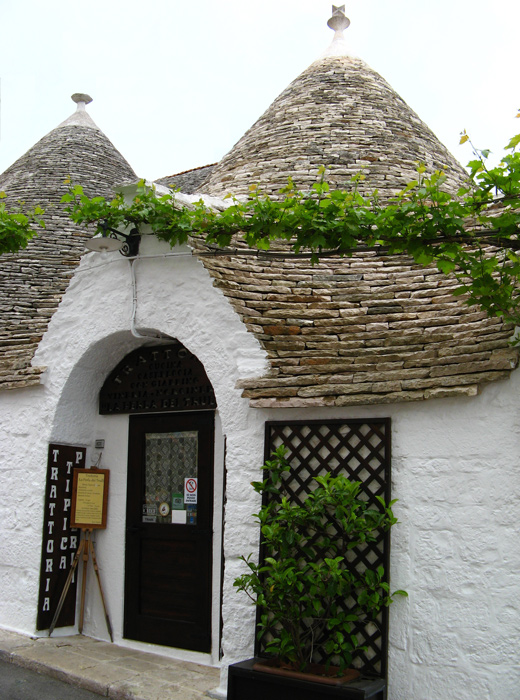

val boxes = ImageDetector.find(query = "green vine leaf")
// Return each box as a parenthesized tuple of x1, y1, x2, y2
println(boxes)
(1, 127, 520, 333)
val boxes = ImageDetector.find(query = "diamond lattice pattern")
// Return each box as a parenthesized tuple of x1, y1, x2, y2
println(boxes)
(261, 419, 391, 678)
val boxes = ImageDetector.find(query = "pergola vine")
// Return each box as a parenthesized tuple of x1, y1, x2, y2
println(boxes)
(2, 128, 519, 329)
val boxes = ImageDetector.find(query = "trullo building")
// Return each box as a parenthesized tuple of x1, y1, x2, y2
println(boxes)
(0, 8, 518, 700)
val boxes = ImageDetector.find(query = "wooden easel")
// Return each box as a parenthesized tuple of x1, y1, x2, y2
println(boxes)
(48, 528, 113, 642)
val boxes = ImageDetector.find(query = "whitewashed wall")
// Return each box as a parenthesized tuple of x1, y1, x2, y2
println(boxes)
(0, 233, 518, 700)
(218, 371, 520, 700)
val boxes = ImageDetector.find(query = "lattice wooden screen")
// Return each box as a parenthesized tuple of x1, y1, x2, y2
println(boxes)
(259, 419, 391, 679)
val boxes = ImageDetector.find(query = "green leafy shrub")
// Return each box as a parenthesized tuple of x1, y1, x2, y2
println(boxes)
(234, 446, 407, 673)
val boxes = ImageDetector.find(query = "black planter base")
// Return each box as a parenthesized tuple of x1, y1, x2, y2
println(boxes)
(228, 658, 386, 700)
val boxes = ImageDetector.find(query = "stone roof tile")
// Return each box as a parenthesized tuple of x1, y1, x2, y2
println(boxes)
(193, 242, 518, 407)
(0, 99, 136, 389)
(1, 19, 518, 407)
(155, 164, 216, 194)
(204, 54, 467, 199)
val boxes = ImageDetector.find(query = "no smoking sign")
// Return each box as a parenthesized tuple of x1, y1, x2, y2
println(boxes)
(184, 477, 198, 504)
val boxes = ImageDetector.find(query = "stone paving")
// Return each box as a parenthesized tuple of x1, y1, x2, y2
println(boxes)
(0, 629, 222, 700)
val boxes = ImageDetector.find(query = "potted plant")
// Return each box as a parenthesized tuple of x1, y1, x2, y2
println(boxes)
(228, 446, 406, 700)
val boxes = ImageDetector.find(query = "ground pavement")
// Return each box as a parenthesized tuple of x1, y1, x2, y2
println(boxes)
(0, 629, 222, 700)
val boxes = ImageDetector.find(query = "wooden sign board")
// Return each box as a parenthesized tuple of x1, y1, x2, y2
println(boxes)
(71, 468, 109, 529)
(37, 444, 86, 631)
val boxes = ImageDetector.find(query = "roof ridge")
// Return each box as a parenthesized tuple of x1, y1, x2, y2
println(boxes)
(157, 163, 218, 180)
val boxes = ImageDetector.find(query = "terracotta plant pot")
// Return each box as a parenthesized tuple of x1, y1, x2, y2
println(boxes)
(228, 658, 387, 700)
(253, 657, 361, 686)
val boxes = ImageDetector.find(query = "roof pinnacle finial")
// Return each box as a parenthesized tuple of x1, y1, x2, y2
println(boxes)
(327, 5, 350, 35)
(71, 93, 93, 112)
(321, 5, 356, 59)
(57, 93, 98, 130)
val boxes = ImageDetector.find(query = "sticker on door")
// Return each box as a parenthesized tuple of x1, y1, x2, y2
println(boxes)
(184, 477, 198, 504)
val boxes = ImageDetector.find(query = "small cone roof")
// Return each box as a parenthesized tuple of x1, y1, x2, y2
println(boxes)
(0, 94, 136, 205)
(0, 95, 137, 389)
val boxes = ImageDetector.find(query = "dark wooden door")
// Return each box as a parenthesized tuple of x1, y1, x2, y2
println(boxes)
(124, 412, 214, 652)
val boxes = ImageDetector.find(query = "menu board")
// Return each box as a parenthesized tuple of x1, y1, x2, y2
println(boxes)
(71, 468, 109, 529)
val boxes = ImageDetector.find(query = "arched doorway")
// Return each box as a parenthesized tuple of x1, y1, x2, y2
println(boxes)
(99, 341, 217, 653)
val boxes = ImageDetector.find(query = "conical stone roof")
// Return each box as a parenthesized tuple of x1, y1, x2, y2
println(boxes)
(0, 94, 135, 206)
(194, 10, 517, 407)
(204, 18, 467, 199)
(0, 94, 137, 389)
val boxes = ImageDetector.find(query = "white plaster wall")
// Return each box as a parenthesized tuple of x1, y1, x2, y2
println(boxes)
(0, 385, 57, 633)
(39, 235, 269, 668)
(0, 233, 519, 699)
(386, 371, 520, 700)
(217, 373, 520, 699)
(0, 234, 268, 663)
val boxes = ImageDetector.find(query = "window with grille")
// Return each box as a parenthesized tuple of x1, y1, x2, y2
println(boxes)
(259, 419, 391, 678)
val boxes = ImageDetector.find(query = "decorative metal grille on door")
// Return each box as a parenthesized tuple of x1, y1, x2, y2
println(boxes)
(261, 419, 391, 678)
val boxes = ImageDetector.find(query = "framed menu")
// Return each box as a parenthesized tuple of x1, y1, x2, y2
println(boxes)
(71, 468, 109, 529)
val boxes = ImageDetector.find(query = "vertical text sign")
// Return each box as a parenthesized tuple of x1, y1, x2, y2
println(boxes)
(36, 444, 86, 630)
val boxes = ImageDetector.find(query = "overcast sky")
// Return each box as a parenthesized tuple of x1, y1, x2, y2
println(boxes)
(0, 0, 518, 182)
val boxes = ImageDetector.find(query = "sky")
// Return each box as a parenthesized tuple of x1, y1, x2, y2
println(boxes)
(0, 0, 518, 182)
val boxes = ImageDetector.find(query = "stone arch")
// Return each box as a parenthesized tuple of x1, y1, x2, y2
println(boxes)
(46, 329, 227, 654)
(49, 330, 151, 445)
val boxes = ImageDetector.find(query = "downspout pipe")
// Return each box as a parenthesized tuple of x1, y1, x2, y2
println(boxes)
(129, 258, 169, 340)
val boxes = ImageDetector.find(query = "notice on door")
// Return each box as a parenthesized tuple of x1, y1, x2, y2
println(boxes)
(184, 477, 198, 504)
(71, 469, 109, 529)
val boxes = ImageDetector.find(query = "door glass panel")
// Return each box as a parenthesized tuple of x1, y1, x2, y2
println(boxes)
(143, 431, 198, 525)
